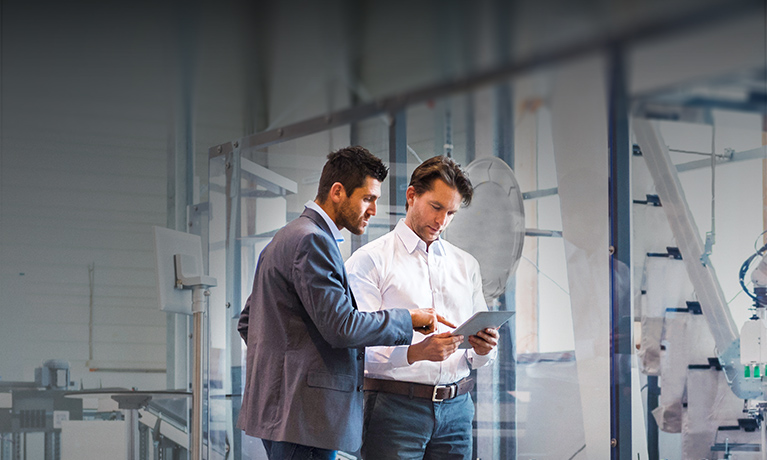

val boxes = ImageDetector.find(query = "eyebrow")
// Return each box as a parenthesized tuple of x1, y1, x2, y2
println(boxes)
(430, 199, 459, 212)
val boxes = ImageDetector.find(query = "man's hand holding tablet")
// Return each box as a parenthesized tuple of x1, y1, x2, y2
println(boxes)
(451, 311, 515, 350)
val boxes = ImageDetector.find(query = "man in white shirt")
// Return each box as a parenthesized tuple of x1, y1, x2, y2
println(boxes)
(345, 156, 499, 460)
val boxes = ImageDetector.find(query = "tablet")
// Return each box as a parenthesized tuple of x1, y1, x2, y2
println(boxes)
(452, 311, 515, 349)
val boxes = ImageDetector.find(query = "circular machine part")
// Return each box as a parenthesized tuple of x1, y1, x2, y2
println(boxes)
(443, 157, 525, 303)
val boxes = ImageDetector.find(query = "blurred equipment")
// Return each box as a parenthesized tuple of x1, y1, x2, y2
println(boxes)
(0, 360, 82, 460)
(739, 240, 767, 380)
(443, 156, 525, 304)
(153, 226, 217, 460)
(64, 389, 191, 460)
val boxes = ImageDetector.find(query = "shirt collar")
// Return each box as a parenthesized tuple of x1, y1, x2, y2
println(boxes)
(394, 219, 445, 256)
(305, 200, 345, 245)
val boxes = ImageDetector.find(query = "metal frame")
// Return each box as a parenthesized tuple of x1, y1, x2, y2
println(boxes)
(608, 45, 632, 459)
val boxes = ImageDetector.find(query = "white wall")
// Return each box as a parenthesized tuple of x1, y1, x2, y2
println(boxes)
(0, 0, 173, 389)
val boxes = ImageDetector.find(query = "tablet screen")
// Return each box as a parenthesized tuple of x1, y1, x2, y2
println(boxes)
(451, 311, 514, 349)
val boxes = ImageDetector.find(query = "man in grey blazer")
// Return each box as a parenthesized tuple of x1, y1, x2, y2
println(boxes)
(237, 146, 453, 460)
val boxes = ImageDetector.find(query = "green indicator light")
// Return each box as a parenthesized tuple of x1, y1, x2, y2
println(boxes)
(745, 365, 751, 378)
(755, 365, 761, 378)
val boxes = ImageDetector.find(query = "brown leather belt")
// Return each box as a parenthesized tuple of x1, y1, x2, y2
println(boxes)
(363, 377, 475, 402)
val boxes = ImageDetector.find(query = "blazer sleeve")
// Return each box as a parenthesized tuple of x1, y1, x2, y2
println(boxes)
(237, 295, 251, 345)
(292, 231, 412, 349)
(346, 249, 413, 371)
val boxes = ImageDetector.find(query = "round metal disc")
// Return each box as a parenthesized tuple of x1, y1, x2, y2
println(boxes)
(443, 157, 525, 303)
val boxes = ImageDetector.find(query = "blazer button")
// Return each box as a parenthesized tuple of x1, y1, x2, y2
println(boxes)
(357, 352, 364, 360)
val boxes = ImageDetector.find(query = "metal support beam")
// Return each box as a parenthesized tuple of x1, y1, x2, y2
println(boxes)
(608, 46, 632, 459)
(166, 0, 198, 396)
(647, 376, 660, 460)
(388, 111, 408, 229)
(210, 0, 759, 157)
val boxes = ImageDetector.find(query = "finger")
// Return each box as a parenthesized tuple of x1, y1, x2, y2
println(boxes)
(437, 334, 463, 343)
(477, 329, 499, 341)
(448, 335, 464, 344)
(434, 331, 456, 338)
(469, 336, 496, 354)
(436, 314, 457, 328)
(474, 333, 498, 347)
(468, 335, 491, 347)
(483, 328, 500, 338)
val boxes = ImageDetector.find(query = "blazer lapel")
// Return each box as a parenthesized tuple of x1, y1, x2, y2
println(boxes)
(301, 208, 358, 311)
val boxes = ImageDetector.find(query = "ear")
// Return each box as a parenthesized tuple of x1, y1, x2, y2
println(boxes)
(405, 186, 416, 207)
(329, 182, 346, 204)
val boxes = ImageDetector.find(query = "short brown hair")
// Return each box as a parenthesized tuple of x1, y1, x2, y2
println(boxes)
(406, 156, 473, 210)
(316, 146, 388, 201)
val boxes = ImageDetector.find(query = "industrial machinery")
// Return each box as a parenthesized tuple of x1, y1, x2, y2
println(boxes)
(0, 360, 82, 460)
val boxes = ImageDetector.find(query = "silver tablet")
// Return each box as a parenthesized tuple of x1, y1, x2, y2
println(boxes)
(452, 311, 515, 349)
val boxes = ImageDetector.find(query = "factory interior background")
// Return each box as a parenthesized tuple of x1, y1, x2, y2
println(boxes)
(2, 0, 767, 458)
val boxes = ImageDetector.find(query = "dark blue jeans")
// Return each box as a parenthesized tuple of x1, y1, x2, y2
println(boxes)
(261, 440, 337, 460)
(361, 391, 474, 460)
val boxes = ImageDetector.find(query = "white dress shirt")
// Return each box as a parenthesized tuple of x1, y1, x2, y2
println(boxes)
(345, 219, 495, 385)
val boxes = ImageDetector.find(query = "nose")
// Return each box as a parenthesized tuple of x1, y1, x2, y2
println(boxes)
(368, 200, 377, 216)
(435, 210, 448, 227)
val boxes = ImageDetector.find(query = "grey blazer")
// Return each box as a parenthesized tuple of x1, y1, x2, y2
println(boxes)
(237, 208, 412, 452)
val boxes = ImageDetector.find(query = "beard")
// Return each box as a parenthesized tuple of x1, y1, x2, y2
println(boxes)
(337, 201, 366, 235)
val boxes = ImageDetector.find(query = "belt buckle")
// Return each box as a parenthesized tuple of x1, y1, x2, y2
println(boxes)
(431, 384, 456, 402)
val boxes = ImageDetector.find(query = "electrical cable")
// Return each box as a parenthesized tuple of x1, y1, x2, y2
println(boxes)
(739, 242, 767, 301)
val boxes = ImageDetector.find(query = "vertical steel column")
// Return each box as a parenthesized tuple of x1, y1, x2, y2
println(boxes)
(43, 431, 59, 460)
(647, 376, 660, 460)
(224, 148, 242, 460)
(12, 433, 19, 460)
(139, 423, 148, 460)
(192, 307, 204, 460)
(166, 0, 198, 394)
(464, 94, 476, 164)
(388, 111, 408, 229)
(350, 106, 368, 252)
(607, 45, 632, 459)
(491, 1, 516, 456)
(44, 432, 51, 460)
(126, 409, 140, 460)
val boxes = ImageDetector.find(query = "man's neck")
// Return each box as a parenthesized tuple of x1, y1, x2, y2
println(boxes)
(315, 199, 342, 230)
(404, 217, 434, 251)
